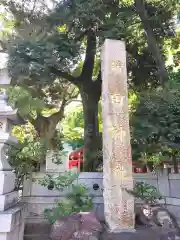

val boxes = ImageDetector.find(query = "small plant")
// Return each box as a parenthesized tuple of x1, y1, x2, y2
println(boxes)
(126, 182, 164, 204)
(40, 171, 79, 190)
(40, 172, 93, 224)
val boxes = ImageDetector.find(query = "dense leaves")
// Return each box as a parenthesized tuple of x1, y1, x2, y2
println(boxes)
(9, 123, 46, 189)
(0, 0, 179, 171)
(131, 71, 180, 171)
(41, 172, 92, 223)
(127, 182, 163, 204)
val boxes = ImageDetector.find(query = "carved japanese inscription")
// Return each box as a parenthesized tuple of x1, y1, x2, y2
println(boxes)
(101, 39, 135, 232)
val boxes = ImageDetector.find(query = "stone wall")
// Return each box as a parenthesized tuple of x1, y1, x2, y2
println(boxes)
(22, 171, 180, 239)
(22, 172, 104, 222)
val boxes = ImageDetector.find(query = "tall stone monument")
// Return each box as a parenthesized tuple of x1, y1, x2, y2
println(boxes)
(101, 39, 135, 232)
(0, 66, 27, 240)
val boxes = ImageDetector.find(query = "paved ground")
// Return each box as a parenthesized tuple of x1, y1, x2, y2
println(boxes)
(100, 226, 180, 240)
(24, 221, 180, 240)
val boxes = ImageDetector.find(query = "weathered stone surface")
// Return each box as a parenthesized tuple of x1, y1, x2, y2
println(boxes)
(101, 39, 134, 231)
(153, 207, 180, 230)
(100, 227, 180, 240)
(71, 230, 99, 240)
(135, 204, 180, 231)
(80, 212, 103, 232)
(24, 235, 50, 240)
(70, 212, 103, 240)
(50, 213, 81, 240)
(50, 212, 103, 240)
(24, 221, 51, 235)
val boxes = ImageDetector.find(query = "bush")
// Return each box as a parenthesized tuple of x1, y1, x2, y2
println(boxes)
(126, 182, 164, 204)
(40, 172, 93, 224)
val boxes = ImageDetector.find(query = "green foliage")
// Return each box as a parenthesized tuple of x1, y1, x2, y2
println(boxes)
(7, 86, 46, 118)
(131, 75, 180, 167)
(1, 0, 179, 171)
(9, 123, 46, 189)
(127, 182, 164, 204)
(5, 80, 71, 187)
(2, 0, 178, 90)
(41, 172, 93, 224)
(40, 172, 79, 191)
(9, 121, 64, 189)
(62, 105, 84, 149)
(62, 102, 103, 150)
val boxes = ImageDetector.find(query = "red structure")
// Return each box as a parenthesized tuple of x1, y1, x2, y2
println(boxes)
(68, 147, 84, 170)
(68, 147, 147, 173)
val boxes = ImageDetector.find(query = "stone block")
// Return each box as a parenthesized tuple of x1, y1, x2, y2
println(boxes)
(80, 212, 103, 232)
(169, 180, 180, 198)
(0, 171, 16, 195)
(0, 68, 11, 86)
(0, 191, 19, 211)
(50, 213, 81, 240)
(166, 205, 180, 223)
(0, 222, 24, 240)
(100, 228, 180, 240)
(77, 178, 103, 196)
(31, 182, 62, 196)
(93, 203, 105, 222)
(0, 203, 28, 233)
(24, 221, 51, 235)
(22, 178, 32, 197)
(24, 235, 49, 240)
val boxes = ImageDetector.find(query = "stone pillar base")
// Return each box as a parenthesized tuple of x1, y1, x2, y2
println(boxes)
(106, 227, 136, 233)
(105, 222, 136, 234)
(0, 203, 28, 240)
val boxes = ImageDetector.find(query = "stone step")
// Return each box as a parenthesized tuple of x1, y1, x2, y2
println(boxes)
(24, 235, 49, 240)
(24, 222, 51, 235)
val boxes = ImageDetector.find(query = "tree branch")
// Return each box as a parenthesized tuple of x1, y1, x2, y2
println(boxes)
(66, 87, 79, 105)
(27, 113, 37, 128)
(49, 97, 67, 124)
(97, 69, 102, 82)
(81, 29, 96, 80)
(50, 67, 80, 85)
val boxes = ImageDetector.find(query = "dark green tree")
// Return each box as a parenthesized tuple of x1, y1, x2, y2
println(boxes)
(131, 71, 180, 172)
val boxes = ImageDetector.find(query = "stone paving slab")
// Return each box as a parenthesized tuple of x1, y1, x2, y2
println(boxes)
(100, 227, 180, 240)
(24, 235, 50, 240)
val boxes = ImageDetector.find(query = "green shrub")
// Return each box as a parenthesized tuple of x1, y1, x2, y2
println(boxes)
(126, 182, 164, 204)
(40, 172, 93, 224)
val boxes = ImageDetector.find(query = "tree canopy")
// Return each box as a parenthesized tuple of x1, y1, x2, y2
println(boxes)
(0, 0, 179, 171)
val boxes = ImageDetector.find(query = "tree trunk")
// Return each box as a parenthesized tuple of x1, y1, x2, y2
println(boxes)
(146, 161, 154, 172)
(135, 0, 169, 85)
(29, 102, 66, 150)
(80, 83, 101, 171)
(172, 153, 179, 173)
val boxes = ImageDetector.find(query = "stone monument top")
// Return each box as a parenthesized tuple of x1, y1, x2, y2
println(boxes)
(0, 66, 25, 146)
(0, 92, 17, 119)
(0, 57, 11, 87)
(0, 64, 25, 125)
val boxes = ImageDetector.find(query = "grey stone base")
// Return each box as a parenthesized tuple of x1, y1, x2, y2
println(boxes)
(100, 227, 180, 240)
(24, 235, 50, 240)
(106, 228, 136, 233)
(0, 203, 28, 240)
(24, 220, 51, 236)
